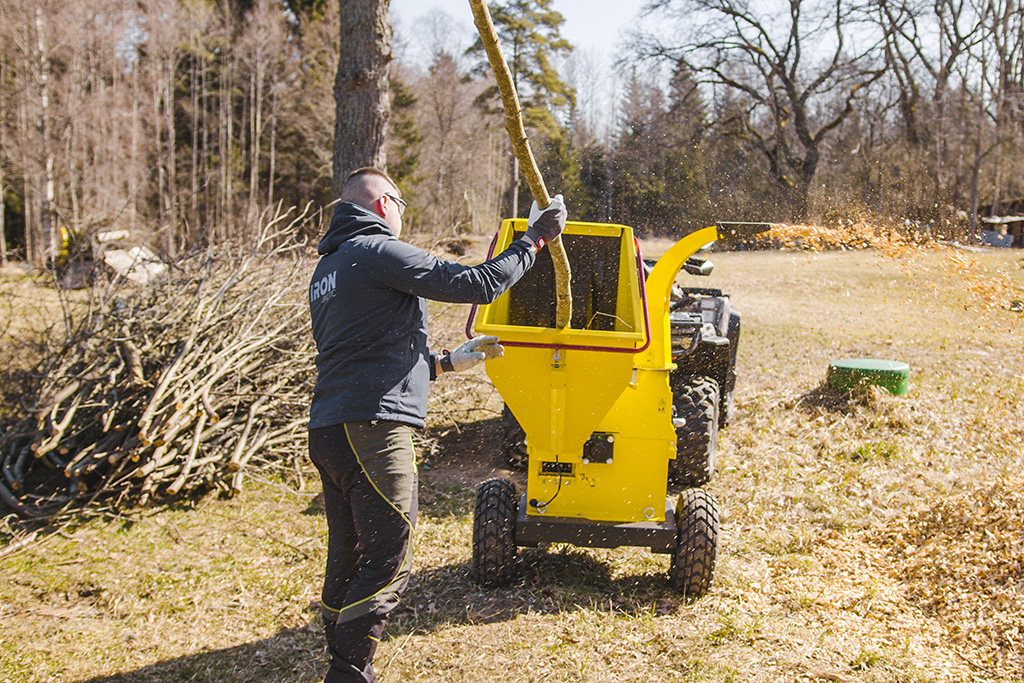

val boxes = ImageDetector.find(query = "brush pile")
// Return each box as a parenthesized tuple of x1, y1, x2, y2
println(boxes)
(0, 211, 317, 518)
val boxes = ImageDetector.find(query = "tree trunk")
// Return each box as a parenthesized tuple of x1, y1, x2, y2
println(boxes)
(131, 61, 140, 234)
(36, 7, 56, 267)
(249, 58, 265, 222)
(969, 137, 982, 236)
(1, 136, 6, 266)
(333, 0, 391, 193)
(154, 64, 166, 243)
(21, 98, 33, 262)
(267, 87, 276, 208)
(219, 56, 233, 235)
(191, 50, 200, 243)
(165, 65, 177, 255)
(1, 59, 6, 265)
(201, 54, 210, 238)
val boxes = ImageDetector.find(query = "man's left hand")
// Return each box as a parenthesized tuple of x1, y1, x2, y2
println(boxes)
(524, 194, 567, 250)
(441, 336, 504, 373)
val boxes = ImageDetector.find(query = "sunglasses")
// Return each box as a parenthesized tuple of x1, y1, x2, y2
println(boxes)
(383, 192, 407, 216)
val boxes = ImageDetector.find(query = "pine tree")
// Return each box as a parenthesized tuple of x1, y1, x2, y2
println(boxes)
(660, 62, 711, 233)
(467, 0, 574, 216)
(613, 72, 667, 234)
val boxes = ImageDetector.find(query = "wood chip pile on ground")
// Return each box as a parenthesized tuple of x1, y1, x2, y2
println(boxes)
(874, 476, 1024, 675)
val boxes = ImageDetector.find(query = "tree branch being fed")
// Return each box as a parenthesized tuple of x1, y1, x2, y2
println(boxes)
(469, 0, 572, 329)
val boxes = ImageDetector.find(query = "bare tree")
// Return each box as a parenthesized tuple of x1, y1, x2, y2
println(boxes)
(636, 0, 887, 219)
(181, 0, 219, 243)
(334, 0, 392, 192)
(0, 0, 70, 265)
(875, 0, 987, 217)
(1, 55, 8, 265)
(977, 0, 1024, 219)
(238, 0, 290, 223)
(875, 0, 1024, 232)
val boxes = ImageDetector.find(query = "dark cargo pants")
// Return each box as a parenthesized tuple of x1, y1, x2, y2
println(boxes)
(308, 421, 418, 683)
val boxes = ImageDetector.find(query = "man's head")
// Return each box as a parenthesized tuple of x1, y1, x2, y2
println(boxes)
(340, 167, 405, 236)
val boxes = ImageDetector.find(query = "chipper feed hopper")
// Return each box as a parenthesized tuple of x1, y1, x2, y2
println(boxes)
(470, 219, 721, 596)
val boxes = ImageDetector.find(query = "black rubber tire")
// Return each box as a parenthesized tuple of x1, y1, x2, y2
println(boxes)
(472, 478, 518, 587)
(669, 487, 719, 598)
(500, 404, 528, 471)
(671, 376, 719, 487)
(719, 310, 741, 429)
(719, 389, 735, 430)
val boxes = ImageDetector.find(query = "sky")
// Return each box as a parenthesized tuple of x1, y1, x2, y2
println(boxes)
(390, 0, 647, 65)
(389, 0, 656, 136)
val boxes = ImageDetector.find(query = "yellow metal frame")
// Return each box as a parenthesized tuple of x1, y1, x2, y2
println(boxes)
(475, 221, 719, 524)
(476, 219, 647, 349)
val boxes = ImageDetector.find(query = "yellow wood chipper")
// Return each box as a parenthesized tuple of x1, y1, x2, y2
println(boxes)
(469, 219, 723, 597)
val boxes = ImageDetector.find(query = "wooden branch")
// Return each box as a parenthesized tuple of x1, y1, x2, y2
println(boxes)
(469, 0, 572, 329)
(166, 411, 206, 495)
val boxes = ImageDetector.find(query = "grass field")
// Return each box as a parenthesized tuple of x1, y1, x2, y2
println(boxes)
(1, 243, 1023, 683)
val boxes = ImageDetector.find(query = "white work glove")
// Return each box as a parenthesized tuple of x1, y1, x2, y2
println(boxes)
(524, 194, 567, 250)
(439, 336, 504, 373)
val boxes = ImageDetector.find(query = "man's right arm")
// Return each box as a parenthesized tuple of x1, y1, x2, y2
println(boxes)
(376, 238, 537, 305)
(376, 196, 567, 304)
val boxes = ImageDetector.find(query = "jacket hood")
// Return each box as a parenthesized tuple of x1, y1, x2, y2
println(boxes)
(317, 202, 394, 256)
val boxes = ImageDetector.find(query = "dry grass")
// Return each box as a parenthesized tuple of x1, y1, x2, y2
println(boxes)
(1, 240, 1023, 683)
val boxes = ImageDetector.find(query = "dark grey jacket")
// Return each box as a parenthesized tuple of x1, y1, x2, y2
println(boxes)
(308, 202, 535, 429)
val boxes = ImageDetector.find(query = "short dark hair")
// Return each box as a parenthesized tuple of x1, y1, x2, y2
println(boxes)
(343, 167, 399, 193)
(338, 167, 401, 209)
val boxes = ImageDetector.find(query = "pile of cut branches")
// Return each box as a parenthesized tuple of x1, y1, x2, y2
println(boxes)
(0, 208, 317, 518)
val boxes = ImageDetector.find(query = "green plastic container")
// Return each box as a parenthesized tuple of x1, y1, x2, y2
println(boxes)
(827, 359, 910, 396)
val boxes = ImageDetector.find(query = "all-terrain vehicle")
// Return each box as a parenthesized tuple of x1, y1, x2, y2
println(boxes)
(500, 250, 740, 491)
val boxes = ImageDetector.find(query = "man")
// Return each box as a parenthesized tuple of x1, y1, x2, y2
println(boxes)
(307, 167, 566, 682)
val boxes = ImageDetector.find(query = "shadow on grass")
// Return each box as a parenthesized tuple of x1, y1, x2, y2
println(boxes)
(72, 624, 326, 683)
(390, 545, 683, 637)
(293, 414, 687, 645)
(791, 381, 882, 414)
(68, 553, 679, 683)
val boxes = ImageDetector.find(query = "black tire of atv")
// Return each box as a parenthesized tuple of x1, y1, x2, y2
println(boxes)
(671, 376, 719, 487)
(669, 487, 719, 598)
(472, 478, 518, 587)
(719, 389, 735, 430)
(500, 404, 528, 471)
(719, 310, 741, 430)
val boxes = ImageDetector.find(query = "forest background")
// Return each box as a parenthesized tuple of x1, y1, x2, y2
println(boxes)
(1, 0, 1023, 267)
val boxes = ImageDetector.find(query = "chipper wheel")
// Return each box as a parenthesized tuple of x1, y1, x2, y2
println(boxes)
(671, 376, 720, 487)
(473, 478, 518, 587)
(669, 487, 719, 598)
(500, 404, 528, 471)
